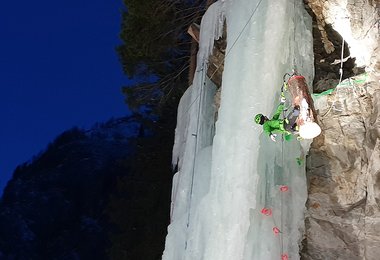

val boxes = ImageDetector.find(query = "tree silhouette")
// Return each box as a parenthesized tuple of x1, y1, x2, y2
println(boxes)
(117, 0, 209, 111)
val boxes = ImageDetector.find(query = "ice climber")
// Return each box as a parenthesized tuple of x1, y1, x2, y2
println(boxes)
(254, 95, 299, 142)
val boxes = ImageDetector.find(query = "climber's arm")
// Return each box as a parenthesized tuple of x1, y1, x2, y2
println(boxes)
(272, 104, 285, 120)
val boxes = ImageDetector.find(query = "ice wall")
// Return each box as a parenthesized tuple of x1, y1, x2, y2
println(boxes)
(166, 65, 217, 260)
(163, 0, 314, 259)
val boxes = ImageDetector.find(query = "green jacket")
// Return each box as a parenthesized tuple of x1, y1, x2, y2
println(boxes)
(262, 104, 288, 136)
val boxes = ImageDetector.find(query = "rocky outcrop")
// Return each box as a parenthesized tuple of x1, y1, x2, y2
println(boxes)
(187, 22, 226, 88)
(303, 1, 380, 259)
(305, 0, 379, 71)
(303, 74, 380, 259)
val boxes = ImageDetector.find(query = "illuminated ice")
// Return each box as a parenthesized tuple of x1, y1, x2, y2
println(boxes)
(163, 0, 314, 259)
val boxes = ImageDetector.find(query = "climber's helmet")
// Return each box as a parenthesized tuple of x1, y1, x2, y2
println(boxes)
(255, 114, 267, 125)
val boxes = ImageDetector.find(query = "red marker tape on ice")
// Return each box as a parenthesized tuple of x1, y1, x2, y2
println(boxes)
(280, 185, 289, 192)
(273, 227, 280, 235)
(281, 253, 289, 260)
(261, 208, 272, 216)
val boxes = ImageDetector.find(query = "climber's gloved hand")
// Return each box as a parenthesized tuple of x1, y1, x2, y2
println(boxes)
(270, 134, 277, 142)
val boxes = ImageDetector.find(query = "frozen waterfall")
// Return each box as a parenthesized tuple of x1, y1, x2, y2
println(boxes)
(163, 0, 314, 259)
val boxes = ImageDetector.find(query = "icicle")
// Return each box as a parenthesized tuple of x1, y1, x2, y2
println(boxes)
(197, 1, 225, 66)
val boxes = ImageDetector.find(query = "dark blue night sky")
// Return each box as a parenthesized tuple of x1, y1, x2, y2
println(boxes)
(0, 0, 131, 193)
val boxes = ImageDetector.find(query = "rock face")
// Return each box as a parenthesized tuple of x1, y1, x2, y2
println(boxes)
(305, 0, 379, 71)
(303, 1, 380, 259)
(303, 75, 380, 259)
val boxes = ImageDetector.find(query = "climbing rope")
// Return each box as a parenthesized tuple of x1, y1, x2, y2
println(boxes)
(181, 0, 265, 117)
(338, 36, 345, 84)
(280, 135, 287, 259)
(178, 3, 268, 230)
(260, 101, 289, 259)
(321, 35, 346, 118)
(263, 0, 301, 253)
(181, 0, 292, 254)
(170, 61, 206, 224)
(292, 0, 297, 70)
(261, 70, 298, 259)
(280, 114, 285, 259)
(181, 0, 268, 243)
(184, 60, 206, 250)
(181, 62, 208, 118)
